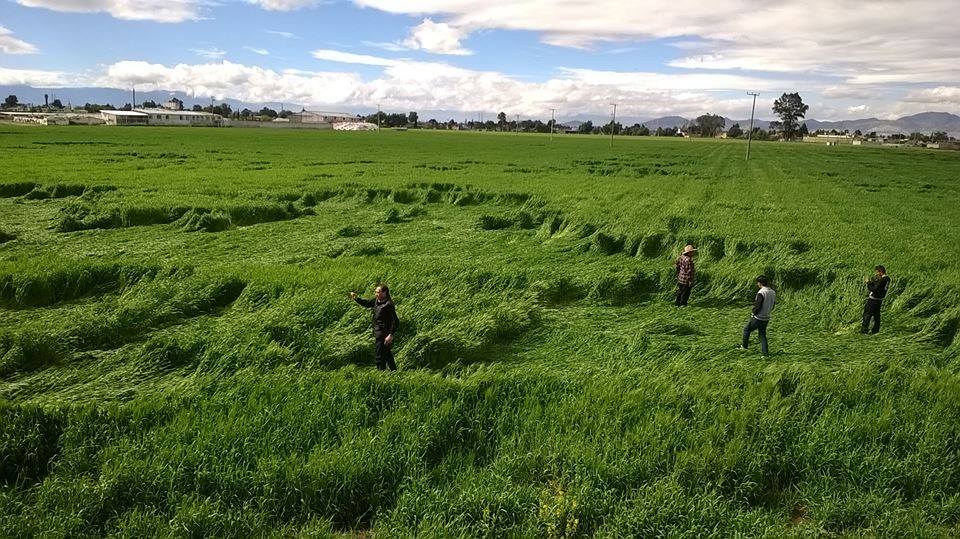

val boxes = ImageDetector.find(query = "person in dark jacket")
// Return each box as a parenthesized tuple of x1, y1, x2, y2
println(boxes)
(861, 265, 890, 334)
(674, 244, 697, 306)
(350, 284, 398, 370)
(739, 275, 776, 356)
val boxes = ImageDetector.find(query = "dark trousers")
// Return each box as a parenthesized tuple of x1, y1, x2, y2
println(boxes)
(742, 317, 770, 355)
(862, 298, 882, 334)
(375, 338, 396, 371)
(675, 283, 692, 306)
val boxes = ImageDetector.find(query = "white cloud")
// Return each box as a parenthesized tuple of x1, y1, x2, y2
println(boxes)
(99, 60, 362, 104)
(247, 0, 320, 11)
(401, 18, 471, 56)
(352, 1, 960, 86)
(244, 46, 270, 56)
(266, 30, 297, 39)
(190, 47, 226, 59)
(16, 0, 202, 22)
(311, 49, 403, 67)
(0, 66, 66, 86)
(89, 55, 797, 119)
(0, 26, 38, 55)
(821, 86, 874, 100)
(362, 40, 408, 52)
(904, 86, 960, 105)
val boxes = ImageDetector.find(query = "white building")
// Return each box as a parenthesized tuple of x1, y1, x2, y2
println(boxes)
(99, 108, 222, 126)
(135, 108, 223, 127)
(161, 98, 184, 111)
(293, 111, 358, 124)
(100, 110, 149, 126)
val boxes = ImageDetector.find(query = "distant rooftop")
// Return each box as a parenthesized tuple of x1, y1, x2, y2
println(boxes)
(100, 110, 148, 116)
(135, 108, 219, 116)
(300, 111, 357, 117)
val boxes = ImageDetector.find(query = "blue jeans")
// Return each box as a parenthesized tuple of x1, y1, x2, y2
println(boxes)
(742, 317, 769, 355)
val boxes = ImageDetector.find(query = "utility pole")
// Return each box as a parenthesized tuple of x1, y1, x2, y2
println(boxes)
(609, 102, 617, 148)
(550, 108, 555, 141)
(746, 92, 759, 161)
(377, 103, 381, 132)
(516, 114, 519, 134)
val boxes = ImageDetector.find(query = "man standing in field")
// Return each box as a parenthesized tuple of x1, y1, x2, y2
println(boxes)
(350, 284, 398, 370)
(739, 275, 776, 356)
(675, 245, 697, 306)
(861, 265, 891, 334)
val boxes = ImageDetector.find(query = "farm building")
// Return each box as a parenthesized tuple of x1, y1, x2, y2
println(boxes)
(292, 111, 358, 124)
(927, 141, 960, 150)
(161, 98, 184, 111)
(803, 134, 854, 145)
(100, 108, 222, 126)
(136, 108, 223, 127)
(100, 110, 148, 126)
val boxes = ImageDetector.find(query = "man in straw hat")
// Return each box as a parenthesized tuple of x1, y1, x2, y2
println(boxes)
(674, 244, 697, 306)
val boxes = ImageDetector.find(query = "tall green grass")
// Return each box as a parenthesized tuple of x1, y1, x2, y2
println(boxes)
(0, 126, 958, 535)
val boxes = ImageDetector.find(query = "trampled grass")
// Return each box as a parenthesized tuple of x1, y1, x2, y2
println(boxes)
(1, 125, 959, 536)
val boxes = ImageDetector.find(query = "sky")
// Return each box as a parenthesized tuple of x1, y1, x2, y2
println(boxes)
(1, 0, 959, 120)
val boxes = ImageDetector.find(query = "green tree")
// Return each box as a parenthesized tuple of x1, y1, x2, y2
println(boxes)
(771, 92, 809, 140)
(577, 120, 593, 134)
(931, 131, 948, 142)
(3, 95, 17, 109)
(408, 111, 418, 128)
(800, 123, 810, 136)
(601, 121, 622, 135)
(694, 114, 725, 137)
(727, 123, 743, 139)
(141, 100, 158, 108)
(497, 111, 507, 130)
(51, 99, 63, 109)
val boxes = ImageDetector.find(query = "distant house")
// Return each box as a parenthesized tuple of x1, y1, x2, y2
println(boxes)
(135, 108, 222, 126)
(100, 110, 149, 126)
(292, 111, 357, 124)
(927, 141, 960, 150)
(162, 98, 185, 111)
(100, 108, 221, 126)
(803, 134, 854, 145)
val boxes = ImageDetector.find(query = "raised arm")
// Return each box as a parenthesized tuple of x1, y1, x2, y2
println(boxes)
(350, 292, 374, 308)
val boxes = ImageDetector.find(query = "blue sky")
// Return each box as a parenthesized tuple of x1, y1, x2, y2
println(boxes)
(2, 0, 958, 119)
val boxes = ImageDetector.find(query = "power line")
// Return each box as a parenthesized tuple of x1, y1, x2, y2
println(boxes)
(609, 102, 617, 148)
(746, 92, 759, 161)
(550, 108, 555, 141)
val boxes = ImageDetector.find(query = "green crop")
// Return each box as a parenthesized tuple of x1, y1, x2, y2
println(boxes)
(1, 125, 959, 536)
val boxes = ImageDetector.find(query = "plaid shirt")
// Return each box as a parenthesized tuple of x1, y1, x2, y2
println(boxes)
(676, 254, 695, 285)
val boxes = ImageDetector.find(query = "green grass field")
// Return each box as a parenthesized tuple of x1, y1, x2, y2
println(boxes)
(1, 125, 959, 536)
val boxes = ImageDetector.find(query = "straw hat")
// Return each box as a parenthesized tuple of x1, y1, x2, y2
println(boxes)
(683, 245, 697, 254)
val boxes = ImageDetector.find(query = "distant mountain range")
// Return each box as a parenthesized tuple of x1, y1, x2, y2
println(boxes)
(3, 84, 959, 136)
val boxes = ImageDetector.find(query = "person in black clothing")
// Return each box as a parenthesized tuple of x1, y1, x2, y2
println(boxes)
(861, 265, 890, 334)
(350, 284, 398, 370)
